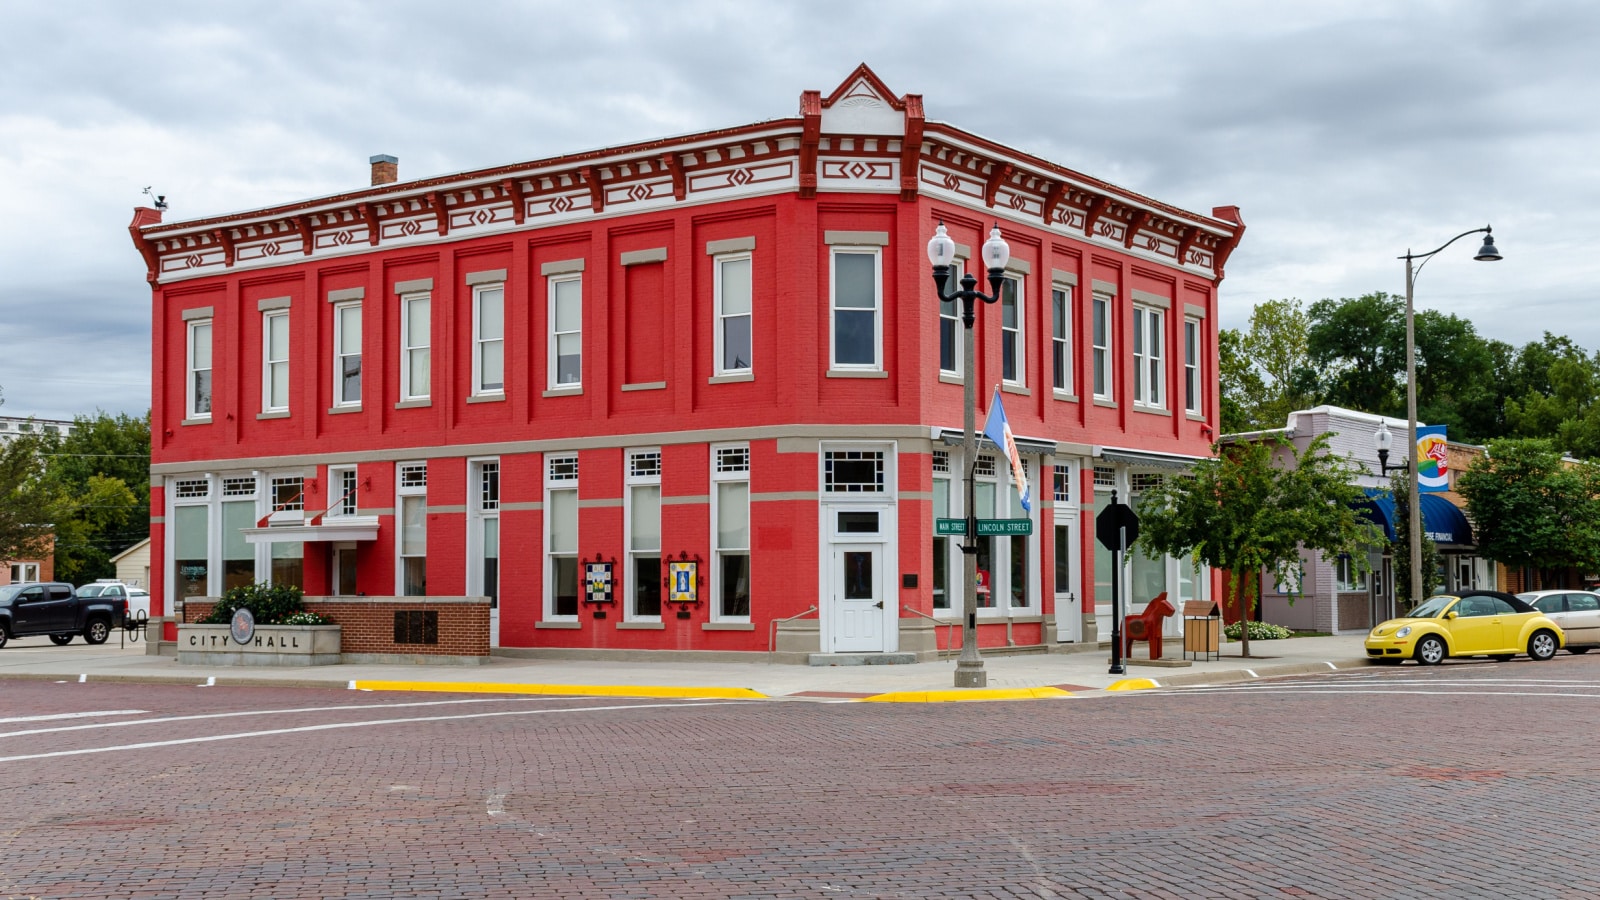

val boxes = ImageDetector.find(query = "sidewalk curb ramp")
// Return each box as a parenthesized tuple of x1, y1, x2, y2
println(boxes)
(860, 686, 1074, 703)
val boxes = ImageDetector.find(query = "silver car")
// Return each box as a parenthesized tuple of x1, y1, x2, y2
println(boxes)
(1517, 590, 1600, 653)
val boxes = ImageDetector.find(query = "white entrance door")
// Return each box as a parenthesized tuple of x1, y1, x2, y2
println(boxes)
(1054, 521, 1081, 642)
(830, 543, 886, 652)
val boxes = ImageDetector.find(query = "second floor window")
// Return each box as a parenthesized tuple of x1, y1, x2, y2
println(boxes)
(715, 254, 752, 373)
(1052, 286, 1072, 393)
(938, 259, 963, 375)
(549, 275, 582, 388)
(187, 319, 212, 419)
(474, 285, 504, 395)
(401, 292, 430, 400)
(1092, 293, 1112, 400)
(334, 303, 361, 407)
(263, 311, 289, 413)
(1133, 305, 1164, 409)
(1001, 275, 1023, 384)
(1185, 317, 1202, 415)
(830, 249, 880, 369)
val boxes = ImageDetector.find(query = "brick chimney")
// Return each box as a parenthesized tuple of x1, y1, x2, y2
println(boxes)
(370, 154, 398, 186)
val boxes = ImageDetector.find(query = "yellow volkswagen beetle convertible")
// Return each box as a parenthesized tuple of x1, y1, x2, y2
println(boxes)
(1366, 590, 1564, 666)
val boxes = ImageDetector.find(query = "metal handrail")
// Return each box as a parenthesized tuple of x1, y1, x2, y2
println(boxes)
(767, 605, 818, 664)
(902, 605, 958, 660)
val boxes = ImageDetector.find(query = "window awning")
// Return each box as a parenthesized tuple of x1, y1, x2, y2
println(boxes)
(1355, 489, 1473, 546)
(934, 428, 1056, 456)
(243, 516, 379, 544)
(1096, 447, 1211, 472)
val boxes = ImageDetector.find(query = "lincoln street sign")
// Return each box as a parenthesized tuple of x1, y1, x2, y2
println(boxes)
(935, 518, 1034, 536)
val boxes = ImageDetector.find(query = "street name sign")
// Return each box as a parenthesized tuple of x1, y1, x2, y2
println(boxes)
(935, 518, 968, 535)
(976, 518, 1033, 536)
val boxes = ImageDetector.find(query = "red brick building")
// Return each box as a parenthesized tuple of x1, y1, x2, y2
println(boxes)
(130, 66, 1243, 660)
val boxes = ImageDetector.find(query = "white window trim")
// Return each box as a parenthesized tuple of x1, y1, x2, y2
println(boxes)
(714, 253, 753, 376)
(396, 461, 427, 596)
(1001, 274, 1025, 386)
(828, 247, 883, 372)
(400, 292, 431, 401)
(466, 457, 500, 608)
(1184, 316, 1202, 415)
(544, 454, 579, 621)
(1092, 293, 1113, 401)
(1133, 305, 1165, 409)
(260, 311, 289, 414)
(937, 258, 965, 377)
(548, 274, 583, 390)
(327, 465, 358, 517)
(625, 448, 663, 622)
(472, 284, 505, 397)
(1052, 284, 1073, 395)
(710, 443, 751, 622)
(332, 301, 361, 408)
(187, 319, 213, 421)
(932, 463, 955, 613)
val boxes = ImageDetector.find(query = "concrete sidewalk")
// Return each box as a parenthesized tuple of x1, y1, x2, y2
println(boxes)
(0, 633, 1374, 700)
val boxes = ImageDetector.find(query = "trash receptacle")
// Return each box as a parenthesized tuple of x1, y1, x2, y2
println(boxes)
(1183, 600, 1220, 661)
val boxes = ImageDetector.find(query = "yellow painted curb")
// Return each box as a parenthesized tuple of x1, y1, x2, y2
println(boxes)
(859, 686, 1073, 703)
(1105, 678, 1160, 691)
(352, 680, 767, 700)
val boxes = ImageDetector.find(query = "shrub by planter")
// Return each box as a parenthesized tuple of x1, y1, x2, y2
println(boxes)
(177, 623, 342, 666)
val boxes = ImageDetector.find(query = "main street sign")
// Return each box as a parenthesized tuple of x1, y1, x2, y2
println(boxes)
(935, 518, 969, 535)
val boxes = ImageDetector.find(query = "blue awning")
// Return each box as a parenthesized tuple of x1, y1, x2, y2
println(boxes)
(1356, 488, 1473, 546)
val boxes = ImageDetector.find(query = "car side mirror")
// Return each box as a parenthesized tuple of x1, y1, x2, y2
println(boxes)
(1445, 611, 1457, 620)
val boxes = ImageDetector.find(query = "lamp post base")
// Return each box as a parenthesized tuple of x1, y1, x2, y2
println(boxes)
(954, 660, 988, 688)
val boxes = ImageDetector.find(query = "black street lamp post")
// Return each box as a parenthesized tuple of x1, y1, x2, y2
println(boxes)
(927, 221, 1010, 689)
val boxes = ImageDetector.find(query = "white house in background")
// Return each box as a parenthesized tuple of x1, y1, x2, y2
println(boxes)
(1224, 405, 1489, 635)
(0, 416, 74, 443)
(111, 538, 152, 588)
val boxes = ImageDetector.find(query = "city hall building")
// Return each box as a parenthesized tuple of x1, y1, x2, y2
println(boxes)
(130, 66, 1244, 660)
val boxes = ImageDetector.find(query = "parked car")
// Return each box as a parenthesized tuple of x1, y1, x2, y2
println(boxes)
(0, 582, 127, 648)
(1517, 590, 1600, 653)
(77, 581, 151, 619)
(1365, 590, 1564, 665)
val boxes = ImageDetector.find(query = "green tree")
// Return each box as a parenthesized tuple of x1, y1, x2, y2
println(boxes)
(35, 411, 151, 584)
(1219, 298, 1314, 432)
(1456, 438, 1600, 588)
(0, 434, 67, 564)
(1134, 433, 1384, 657)
(1413, 310, 1507, 444)
(1306, 292, 1405, 417)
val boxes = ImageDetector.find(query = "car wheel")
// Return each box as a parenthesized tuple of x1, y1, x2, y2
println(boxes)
(1529, 630, 1558, 661)
(1570, 647, 1591, 655)
(0, 627, 8, 649)
(1415, 635, 1447, 666)
(1490, 654, 1514, 662)
(83, 617, 110, 645)
(49, 634, 74, 646)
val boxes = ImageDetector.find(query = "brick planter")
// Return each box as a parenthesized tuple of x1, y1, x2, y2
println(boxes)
(183, 596, 491, 664)
(177, 624, 342, 666)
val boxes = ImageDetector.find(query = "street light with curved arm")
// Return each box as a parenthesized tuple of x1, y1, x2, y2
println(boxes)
(1397, 225, 1501, 613)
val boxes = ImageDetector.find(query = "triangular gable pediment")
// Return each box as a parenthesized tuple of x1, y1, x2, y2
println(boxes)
(819, 64, 906, 136)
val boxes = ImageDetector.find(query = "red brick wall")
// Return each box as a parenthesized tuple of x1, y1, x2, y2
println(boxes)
(183, 599, 489, 657)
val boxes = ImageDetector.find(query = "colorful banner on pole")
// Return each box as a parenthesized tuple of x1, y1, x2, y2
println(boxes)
(1417, 425, 1448, 492)
(982, 388, 1031, 512)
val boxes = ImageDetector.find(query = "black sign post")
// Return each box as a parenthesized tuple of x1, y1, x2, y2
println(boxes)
(1095, 490, 1140, 676)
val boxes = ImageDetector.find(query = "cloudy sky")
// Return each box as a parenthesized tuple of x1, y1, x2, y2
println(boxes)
(2, 0, 1595, 421)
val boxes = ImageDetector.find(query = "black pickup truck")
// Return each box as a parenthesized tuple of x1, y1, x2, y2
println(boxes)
(0, 581, 126, 648)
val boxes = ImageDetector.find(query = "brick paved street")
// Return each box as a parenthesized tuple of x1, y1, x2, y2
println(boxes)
(2, 656, 1598, 898)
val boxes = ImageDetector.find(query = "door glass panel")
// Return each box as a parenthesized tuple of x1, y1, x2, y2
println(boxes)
(837, 511, 879, 533)
(843, 551, 873, 600)
(1054, 525, 1071, 593)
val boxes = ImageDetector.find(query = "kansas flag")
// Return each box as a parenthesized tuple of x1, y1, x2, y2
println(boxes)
(982, 388, 1031, 512)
